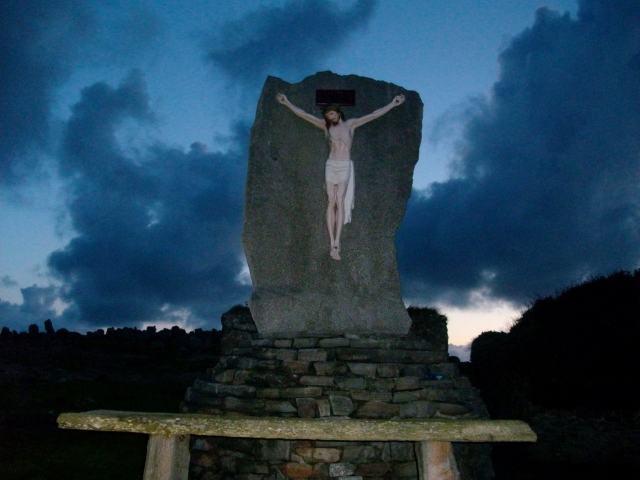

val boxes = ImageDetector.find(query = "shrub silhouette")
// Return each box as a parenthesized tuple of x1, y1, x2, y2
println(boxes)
(471, 269, 640, 416)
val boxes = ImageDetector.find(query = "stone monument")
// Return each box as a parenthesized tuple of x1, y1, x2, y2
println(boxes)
(183, 73, 495, 480)
(243, 71, 423, 335)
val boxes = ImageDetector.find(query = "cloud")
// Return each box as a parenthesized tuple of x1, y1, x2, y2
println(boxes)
(0, 285, 59, 331)
(47, 71, 250, 328)
(0, 1, 163, 190)
(2, 276, 19, 288)
(398, 0, 640, 307)
(1, 0, 382, 332)
(0, 0, 95, 185)
(204, 0, 377, 85)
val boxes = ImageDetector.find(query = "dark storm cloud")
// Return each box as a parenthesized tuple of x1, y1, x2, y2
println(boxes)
(398, 0, 640, 306)
(0, 0, 162, 189)
(0, 0, 94, 185)
(48, 71, 250, 328)
(0, 285, 59, 331)
(204, 0, 377, 84)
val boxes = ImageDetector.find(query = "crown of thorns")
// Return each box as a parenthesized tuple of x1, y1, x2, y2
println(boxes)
(322, 104, 343, 116)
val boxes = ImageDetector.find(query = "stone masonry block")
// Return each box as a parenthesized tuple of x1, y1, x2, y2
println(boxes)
(220, 455, 237, 473)
(316, 399, 331, 417)
(392, 461, 418, 477)
(255, 348, 278, 360)
(391, 442, 415, 461)
(282, 387, 323, 398)
(369, 378, 395, 391)
(295, 398, 317, 418)
(355, 462, 391, 476)
(329, 395, 355, 416)
(218, 438, 255, 454)
(282, 463, 312, 478)
(355, 401, 400, 419)
(224, 397, 265, 411)
(299, 375, 336, 387)
(315, 448, 341, 463)
(347, 363, 378, 378)
(399, 401, 437, 419)
(335, 376, 367, 390)
(293, 338, 318, 348)
(335, 349, 375, 361)
(298, 349, 328, 362)
(295, 447, 314, 463)
(392, 391, 422, 403)
(275, 349, 297, 361)
(349, 338, 384, 349)
(233, 370, 251, 384)
(329, 463, 356, 477)
(313, 362, 348, 376)
(434, 402, 472, 416)
(265, 400, 297, 413)
(256, 388, 281, 399)
(341, 445, 378, 463)
(281, 361, 310, 374)
(252, 372, 298, 388)
(350, 391, 392, 402)
(255, 440, 291, 462)
(376, 363, 402, 378)
(401, 364, 428, 377)
(319, 337, 351, 348)
(237, 358, 258, 370)
(214, 369, 236, 383)
(198, 383, 256, 398)
(395, 376, 422, 391)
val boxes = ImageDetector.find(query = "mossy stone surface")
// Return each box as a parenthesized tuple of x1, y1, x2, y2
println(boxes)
(58, 410, 536, 442)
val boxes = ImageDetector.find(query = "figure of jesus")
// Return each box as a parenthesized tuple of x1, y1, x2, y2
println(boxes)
(276, 93, 405, 260)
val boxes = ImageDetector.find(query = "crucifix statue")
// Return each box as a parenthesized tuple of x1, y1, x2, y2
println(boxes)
(276, 93, 405, 260)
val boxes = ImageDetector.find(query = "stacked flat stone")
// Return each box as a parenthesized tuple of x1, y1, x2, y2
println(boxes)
(181, 308, 493, 480)
(185, 334, 482, 420)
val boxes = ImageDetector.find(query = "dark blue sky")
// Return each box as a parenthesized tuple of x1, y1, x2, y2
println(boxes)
(1, 0, 638, 345)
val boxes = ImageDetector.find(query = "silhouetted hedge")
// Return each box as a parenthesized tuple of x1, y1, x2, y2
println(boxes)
(471, 269, 640, 416)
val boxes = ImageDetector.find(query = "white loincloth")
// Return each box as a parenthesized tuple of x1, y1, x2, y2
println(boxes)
(325, 159, 355, 224)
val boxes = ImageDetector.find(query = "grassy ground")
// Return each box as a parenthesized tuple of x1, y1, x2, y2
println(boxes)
(0, 329, 211, 480)
(492, 444, 637, 480)
(0, 379, 192, 480)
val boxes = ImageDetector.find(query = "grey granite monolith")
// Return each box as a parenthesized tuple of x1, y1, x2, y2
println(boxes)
(243, 71, 423, 336)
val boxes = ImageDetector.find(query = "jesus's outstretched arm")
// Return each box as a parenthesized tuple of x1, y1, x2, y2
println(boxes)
(350, 95, 405, 129)
(276, 93, 325, 130)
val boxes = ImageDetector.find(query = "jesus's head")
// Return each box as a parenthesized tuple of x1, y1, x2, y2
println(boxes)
(322, 104, 345, 128)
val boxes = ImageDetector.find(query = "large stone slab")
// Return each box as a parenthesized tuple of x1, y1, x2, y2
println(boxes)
(243, 71, 423, 335)
(58, 411, 537, 442)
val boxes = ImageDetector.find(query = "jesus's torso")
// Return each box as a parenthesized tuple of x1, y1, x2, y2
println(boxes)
(327, 120, 354, 161)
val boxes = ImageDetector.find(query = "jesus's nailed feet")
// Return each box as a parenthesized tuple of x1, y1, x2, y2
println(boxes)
(330, 245, 341, 261)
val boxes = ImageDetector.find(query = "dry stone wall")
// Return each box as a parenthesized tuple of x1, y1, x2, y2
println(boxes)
(182, 308, 493, 480)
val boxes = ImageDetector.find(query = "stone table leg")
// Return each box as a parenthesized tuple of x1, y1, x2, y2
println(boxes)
(415, 441, 460, 480)
(143, 434, 190, 480)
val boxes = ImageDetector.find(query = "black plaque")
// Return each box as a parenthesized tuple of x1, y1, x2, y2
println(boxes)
(316, 89, 356, 106)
